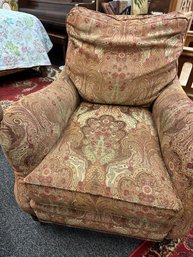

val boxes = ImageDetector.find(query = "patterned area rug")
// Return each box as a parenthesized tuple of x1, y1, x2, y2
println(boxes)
(129, 228, 193, 257)
(0, 66, 60, 109)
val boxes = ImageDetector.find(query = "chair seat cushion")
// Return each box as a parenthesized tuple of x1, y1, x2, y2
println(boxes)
(24, 102, 182, 223)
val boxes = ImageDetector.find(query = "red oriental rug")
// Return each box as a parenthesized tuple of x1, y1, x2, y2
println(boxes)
(129, 228, 193, 257)
(0, 67, 59, 109)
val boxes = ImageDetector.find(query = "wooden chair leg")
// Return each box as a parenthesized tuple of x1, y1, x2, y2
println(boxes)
(31, 214, 39, 222)
(31, 214, 46, 225)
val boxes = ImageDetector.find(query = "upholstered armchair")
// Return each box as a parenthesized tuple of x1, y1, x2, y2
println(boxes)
(0, 7, 193, 242)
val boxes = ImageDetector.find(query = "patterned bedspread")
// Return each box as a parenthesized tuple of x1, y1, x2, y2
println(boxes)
(0, 10, 53, 70)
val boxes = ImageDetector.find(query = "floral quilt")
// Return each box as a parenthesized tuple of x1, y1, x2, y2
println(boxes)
(0, 9, 53, 70)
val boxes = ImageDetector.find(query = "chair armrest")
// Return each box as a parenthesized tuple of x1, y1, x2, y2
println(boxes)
(182, 46, 193, 56)
(185, 30, 193, 46)
(178, 46, 193, 99)
(0, 72, 80, 176)
(153, 78, 193, 179)
(152, 78, 193, 238)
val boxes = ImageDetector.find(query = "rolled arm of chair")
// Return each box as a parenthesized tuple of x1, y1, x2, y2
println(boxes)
(153, 78, 193, 238)
(0, 72, 80, 176)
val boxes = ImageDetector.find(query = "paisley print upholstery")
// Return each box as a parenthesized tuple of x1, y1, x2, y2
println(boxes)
(28, 199, 179, 241)
(153, 78, 193, 239)
(0, 72, 79, 174)
(0, 72, 80, 211)
(0, 8, 193, 241)
(23, 103, 183, 240)
(25, 103, 181, 211)
(65, 8, 189, 106)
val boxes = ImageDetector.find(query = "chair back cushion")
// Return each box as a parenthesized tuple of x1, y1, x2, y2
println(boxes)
(65, 7, 189, 106)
